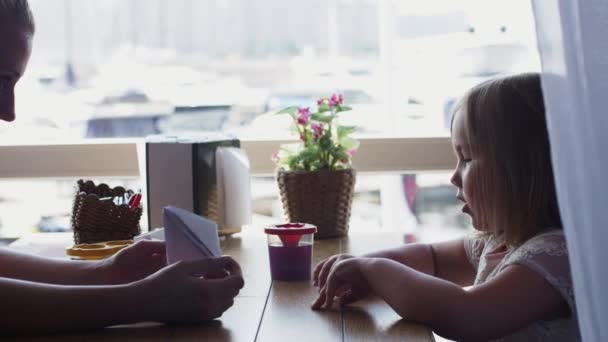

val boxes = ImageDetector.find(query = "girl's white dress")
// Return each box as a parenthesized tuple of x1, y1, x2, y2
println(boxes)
(463, 229, 580, 341)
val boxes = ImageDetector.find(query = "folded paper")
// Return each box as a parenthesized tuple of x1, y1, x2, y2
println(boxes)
(163, 206, 221, 264)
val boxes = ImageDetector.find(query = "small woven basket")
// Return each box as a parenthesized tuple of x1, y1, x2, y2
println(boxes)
(71, 180, 142, 244)
(277, 168, 356, 239)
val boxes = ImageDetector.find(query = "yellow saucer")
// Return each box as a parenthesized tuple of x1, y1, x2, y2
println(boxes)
(66, 240, 133, 260)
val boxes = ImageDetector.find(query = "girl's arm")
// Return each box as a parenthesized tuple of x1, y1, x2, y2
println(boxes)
(362, 239, 476, 286)
(356, 258, 568, 341)
(0, 247, 103, 285)
(315, 238, 476, 287)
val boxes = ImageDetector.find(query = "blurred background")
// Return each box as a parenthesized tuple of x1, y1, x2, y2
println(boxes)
(0, 0, 540, 244)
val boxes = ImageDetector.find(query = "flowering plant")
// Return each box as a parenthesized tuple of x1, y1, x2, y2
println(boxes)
(272, 93, 359, 172)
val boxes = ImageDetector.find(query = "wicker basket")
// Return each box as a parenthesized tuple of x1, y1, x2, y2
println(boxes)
(71, 180, 142, 244)
(277, 168, 356, 239)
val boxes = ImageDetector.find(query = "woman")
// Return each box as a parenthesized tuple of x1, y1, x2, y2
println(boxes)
(0, 0, 244, 335)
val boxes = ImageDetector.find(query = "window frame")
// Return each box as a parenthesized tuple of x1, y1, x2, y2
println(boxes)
(0, 137, 455, 178)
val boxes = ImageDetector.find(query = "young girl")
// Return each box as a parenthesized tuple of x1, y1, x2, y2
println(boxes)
(0, 0, 243, 335)
(312, 73, 579, 341)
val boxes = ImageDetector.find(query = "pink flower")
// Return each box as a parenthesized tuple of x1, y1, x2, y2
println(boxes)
(338, 93, 344, 104)
(271, 151, 280, 163)
(404, 233, 417, 243)
(297, 107, 311, 125)
(311, 123, 323, 139)
(329, 94, 339, 107)
(298, 107, 310, 115)
(347, 149, 356, 157)
(299, 132, 306, 141)
(317, 98, 324, 106)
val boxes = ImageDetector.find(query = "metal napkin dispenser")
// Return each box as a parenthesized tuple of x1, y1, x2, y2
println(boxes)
(144, 134, 252, 235)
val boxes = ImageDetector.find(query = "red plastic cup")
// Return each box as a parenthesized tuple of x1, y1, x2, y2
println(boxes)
(264, 223, 317, 281)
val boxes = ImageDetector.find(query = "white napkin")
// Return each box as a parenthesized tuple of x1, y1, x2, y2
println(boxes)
(163, 206, 221, 264)
(215, 147, 252, 228)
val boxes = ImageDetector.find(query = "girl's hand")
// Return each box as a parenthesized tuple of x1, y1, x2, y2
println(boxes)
(313, 253, 355, 288)
(311, 257, 372, 310)
(100, 240, 167, 284)
(140, 256, 244, 323)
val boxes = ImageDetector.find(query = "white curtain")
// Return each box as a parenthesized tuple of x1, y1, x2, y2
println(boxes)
(533, 1, 608, 341)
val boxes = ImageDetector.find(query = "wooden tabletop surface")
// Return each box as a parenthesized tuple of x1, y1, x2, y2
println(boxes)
(10, 230, 435, 341)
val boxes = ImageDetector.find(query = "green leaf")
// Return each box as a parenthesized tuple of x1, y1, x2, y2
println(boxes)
(336, 105, 352, 112)
(286, 154, 298, 170)
(337, 125, 356, 139)
(298, 146, 323, 171)
(339, 136, 359, 151)
(332, 149, 349, 161)
(311, 113, 333, 123)
(317, 103, 331, 113)
(318, 135, 334, 149)
(276, 106, 299, 115)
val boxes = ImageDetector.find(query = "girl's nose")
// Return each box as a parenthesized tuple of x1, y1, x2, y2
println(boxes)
(450, 169, 461, 188)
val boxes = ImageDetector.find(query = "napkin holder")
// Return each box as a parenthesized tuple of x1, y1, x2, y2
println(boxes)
(144, 134, 252, 235)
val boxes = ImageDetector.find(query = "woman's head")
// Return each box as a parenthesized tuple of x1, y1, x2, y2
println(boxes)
(450, 72, 562, 245)
(0, 0, 34, 122)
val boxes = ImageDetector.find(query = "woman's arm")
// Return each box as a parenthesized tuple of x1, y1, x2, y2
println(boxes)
(0, 248, 103, 285)
(1, 257, 245, 336)
(356, 258, 568, 341)
(0, 277, 143, 335)
(0, 240, 166, 285)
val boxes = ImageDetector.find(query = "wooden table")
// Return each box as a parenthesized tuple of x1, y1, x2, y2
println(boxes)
(10, 230, 435, 341)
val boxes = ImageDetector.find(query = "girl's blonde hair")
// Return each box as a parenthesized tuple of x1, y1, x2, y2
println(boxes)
(0, 0, 35, 33)
(455, 72, 562, 246)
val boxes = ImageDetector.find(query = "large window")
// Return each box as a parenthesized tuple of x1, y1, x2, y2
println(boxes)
(7, 0, 539, 141)
(0, 0, 539, 240)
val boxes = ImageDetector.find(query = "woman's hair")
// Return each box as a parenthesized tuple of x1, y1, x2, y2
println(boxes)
(0, 0, 35, 34)
(455, 72, 562, 246)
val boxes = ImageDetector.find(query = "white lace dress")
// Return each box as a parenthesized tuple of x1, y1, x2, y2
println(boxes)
(463, 229, 580, 341)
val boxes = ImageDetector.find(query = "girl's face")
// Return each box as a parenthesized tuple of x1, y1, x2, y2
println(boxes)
(450, 109, 486, 230)
(0, 26, 32, 122)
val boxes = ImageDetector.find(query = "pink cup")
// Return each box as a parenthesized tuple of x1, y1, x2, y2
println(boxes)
(264, 223, 317, 281)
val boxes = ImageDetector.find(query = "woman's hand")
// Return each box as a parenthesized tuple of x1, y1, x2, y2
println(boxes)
(312, 257, 372, 310)
(140, 256, 244, 323)
(99, 240, 167, 284)
(313, 253, 355, 288)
